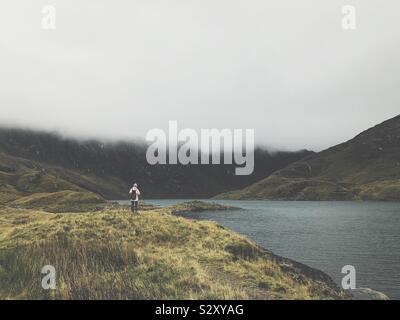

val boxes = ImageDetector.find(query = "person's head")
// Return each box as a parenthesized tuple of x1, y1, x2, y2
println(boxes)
(133, 183, 137, 188)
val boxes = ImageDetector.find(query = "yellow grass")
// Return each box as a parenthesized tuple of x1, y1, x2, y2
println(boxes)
(0, 203, 347, 300)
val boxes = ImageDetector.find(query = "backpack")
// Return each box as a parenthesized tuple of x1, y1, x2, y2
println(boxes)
(130, 189, 137, 201)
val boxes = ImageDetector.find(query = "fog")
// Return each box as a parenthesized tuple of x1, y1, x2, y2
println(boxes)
(0, 0, 399, 151)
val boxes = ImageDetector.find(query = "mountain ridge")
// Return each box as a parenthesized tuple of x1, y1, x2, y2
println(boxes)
(214, 115, 400, 201)
(0, 127, 312, 200)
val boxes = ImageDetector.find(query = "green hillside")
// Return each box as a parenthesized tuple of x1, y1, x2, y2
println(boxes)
(0, 152, 125, 206)
(214, 115, 400, 201)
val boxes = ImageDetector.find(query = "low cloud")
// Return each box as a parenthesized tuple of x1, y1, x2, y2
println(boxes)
(0, 0, 399, 151)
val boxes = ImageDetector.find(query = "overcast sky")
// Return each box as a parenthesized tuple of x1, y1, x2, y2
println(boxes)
(0, 0, 399, 151)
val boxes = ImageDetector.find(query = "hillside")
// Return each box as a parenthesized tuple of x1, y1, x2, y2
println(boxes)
(0, 127, 312, 199)
(0, 201, 347, 299)
(0, 152, 124, 207)
(214, 115, 400, 201)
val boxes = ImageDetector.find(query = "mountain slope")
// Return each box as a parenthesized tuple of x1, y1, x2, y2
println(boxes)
(0, 127, 312, 199)
(0, 151, 124, 206)
(214, 115, 400, 200)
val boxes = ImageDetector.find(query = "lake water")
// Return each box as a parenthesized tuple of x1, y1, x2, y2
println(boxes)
(128, 199, 400, 299)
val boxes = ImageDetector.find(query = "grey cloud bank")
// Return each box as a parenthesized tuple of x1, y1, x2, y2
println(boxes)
(0, 0, 399, 151)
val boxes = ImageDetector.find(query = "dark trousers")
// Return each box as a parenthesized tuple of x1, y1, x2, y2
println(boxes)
(131, 201, 139, 212)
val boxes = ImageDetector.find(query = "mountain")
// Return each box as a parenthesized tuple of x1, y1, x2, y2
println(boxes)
(0, 151, 122, 208)
(0, 127, 312, 200)
(214, 115, 400, 201)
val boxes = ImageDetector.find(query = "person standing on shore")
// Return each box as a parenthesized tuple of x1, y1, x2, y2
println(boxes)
(129, 183, 141, 213)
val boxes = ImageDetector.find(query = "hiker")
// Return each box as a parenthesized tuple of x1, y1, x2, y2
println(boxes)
(129, 183, 141, 213)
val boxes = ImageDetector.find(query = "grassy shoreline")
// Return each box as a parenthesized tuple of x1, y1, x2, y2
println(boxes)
(0, 200, 348, 300)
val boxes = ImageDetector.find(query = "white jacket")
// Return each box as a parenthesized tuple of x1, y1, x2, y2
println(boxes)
(129, 187, 141, 201)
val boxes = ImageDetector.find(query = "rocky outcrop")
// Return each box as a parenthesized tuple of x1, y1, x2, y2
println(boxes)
(351, 288, 390, 300)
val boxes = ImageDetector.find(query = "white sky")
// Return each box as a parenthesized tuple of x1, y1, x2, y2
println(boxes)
(0, 0, 399, 151)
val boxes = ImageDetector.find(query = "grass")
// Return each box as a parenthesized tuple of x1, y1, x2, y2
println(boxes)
(357, 180, 400, 201)
(0, 152, 127, 204)
(214, 176, 354, 201)
(10, 190, 106, 213)
(165, 200, 240, 215)
(0, 202, 347, 300)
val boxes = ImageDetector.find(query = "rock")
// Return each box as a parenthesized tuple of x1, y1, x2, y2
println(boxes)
(351, 288, 390, 300)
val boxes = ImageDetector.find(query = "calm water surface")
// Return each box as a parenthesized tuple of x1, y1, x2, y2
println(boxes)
(127, 199, 400, 299)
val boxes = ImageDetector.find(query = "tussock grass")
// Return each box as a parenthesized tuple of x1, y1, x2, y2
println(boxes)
(0, 204, 347, 300)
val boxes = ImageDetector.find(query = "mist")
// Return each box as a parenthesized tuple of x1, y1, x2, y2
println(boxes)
(0, 0, 399, 151)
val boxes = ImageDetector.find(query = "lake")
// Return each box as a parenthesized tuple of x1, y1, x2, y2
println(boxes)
(132, 199, 400, 299)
